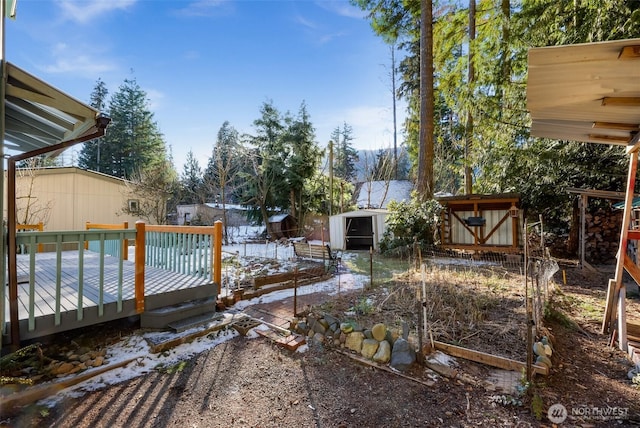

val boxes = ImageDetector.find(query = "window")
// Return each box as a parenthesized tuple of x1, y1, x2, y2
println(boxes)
(128, 199, 139, 213)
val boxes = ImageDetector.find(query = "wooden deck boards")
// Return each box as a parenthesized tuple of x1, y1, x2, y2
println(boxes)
(5, 251, 213, 326)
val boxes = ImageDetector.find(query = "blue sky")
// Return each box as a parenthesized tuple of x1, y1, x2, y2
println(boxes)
(6, 0, 406, 172)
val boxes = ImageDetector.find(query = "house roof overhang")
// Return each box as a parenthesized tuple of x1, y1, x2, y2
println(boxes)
(4, 62, 110, 161)
(527, 38, 640, 152)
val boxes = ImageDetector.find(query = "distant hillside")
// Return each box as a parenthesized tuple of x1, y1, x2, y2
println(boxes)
(319, 146, 410, 183)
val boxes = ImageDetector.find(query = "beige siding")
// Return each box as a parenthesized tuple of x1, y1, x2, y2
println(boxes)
(6, 167, 146, 231)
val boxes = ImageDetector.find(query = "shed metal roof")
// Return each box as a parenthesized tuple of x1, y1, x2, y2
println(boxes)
(527, 38, 640, 149)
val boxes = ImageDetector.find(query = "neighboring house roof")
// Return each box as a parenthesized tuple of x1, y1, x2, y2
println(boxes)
(15, 166, 131, 185)
(204, 203, 248, 210)
(330, 209, 389, 219)
(268, 213, 292, 222)
(356, 180, 413, 209)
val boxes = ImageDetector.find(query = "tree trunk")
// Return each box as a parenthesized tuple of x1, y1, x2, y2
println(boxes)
(464, 0, 476, 195)
(567, 196, 579, 256)
(417, 0, 435, 200)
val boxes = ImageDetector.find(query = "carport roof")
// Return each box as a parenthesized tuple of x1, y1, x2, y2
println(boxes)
(527, 38, 640, 151)
(4, 62, 109, 160)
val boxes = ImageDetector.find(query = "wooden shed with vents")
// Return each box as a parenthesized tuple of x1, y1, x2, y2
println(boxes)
(437, 193, 522, 253)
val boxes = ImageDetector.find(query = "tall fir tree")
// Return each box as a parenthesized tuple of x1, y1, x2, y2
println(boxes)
(78, 79, 109, 172)
(79, 77, 167, 179)
(283, 102, 321, 227)
(180, 150, 204, 205)
(331, 122, 358, 182)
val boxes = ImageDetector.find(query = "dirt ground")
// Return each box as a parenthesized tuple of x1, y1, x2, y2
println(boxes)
(3, 262, 640, 427)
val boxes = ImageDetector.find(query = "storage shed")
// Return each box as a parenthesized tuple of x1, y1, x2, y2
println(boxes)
(437, 193, 522, 253)
(329, 209, 388, 251)
(268, 213, 297, 239)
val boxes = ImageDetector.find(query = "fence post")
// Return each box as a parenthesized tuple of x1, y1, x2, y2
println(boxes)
(214, 220, 222, 295)
(135, 221, 146, 313)
(123, 221, 129, 261)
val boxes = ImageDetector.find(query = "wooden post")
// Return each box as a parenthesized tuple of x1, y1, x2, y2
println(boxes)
(580, 194, 586, 268)
(369, 246, 373, 289)
(526, 297, 533, 382)
(122, 221, 129, 261)
(214, 220, 222, 295)
(8, 158, 19, 348)
(293, 267, 298, 317)
(603, 151, 637, 342)
(134, 221, 145, 313)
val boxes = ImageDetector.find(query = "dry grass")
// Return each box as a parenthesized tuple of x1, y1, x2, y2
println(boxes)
(321, 261, 531, 360)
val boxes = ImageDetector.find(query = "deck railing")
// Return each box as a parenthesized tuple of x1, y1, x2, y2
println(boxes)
(9, 221, 222, 338)
(14, 227, 138, 331)
(144, 224, 220, 284)
(85, 221, 129, 260)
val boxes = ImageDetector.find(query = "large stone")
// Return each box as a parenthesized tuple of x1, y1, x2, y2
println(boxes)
(345, 331, 365, 353)
(295, 321, 308, 335)
(372, 323, 387, 341)
(363, 329, 373, 340)
(373, 340, 391, 363)
(385, 330, 398, 345)
(340, 322, 354, 333)
(318, 318, 329, 330)
(533, 342, 545, 357)
(390, 338, 416, 371)
(312, 332, 325, 345)
(536, 355, 552, 369)
(312, 321, 327, 335)
(323, 313, 339, 327)
(361, 339, 379, 359)
(401, 321, 409, 340)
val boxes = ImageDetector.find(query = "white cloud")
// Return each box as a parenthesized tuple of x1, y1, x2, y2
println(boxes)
(59, 0, 137, 24)
(316, 104, 406, 151)
(43, 43, 116, 76)
(314, 1, 367, 19)
(174, 0, 232, 17)
(294, 14, 317, 30)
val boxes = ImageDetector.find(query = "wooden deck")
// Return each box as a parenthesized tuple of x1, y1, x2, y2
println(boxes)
(4, 251, 216, 342)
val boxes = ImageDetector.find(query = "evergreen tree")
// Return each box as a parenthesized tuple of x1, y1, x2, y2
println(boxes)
(283, 102, 322, 229)
(353, 0, 640, 230)
(204, 121, 243, 243)
(238, 101, 287, 233)
(203, 121, 242, 205)
(78, 79, 109, 172)
(238, 101, 322, 236)
(331, 123, 358, 182)
(79, 77, 167, 179)
(179, 150, 204, 205)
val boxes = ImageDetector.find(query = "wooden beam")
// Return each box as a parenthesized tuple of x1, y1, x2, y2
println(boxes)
(624, 255, 640, 286)
(0, 357, 137, 417)
(433, 341, 548, 376)
(592, 122, 640, 131)
(602, 278, 617, 334)
(588, 133, 631, 144)
(479, 210, 510, 245)
(601, 97, 640, 107)
(619, 45, 640, 59)
(626, 131, 640, 155)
